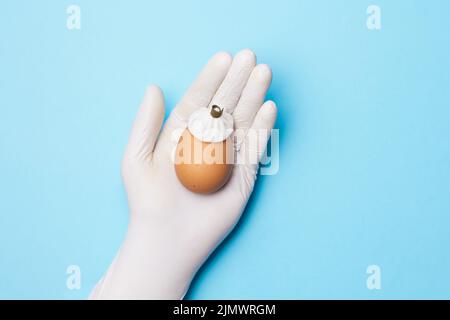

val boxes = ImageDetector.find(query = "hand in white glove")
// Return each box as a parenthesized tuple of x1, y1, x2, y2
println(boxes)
(90, 49, 277, 299)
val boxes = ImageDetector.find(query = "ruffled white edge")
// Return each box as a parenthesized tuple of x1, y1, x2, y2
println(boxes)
(187, 108, 234, 143)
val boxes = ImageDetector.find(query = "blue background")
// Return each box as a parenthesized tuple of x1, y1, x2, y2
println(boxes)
(1, 0, 449, 299)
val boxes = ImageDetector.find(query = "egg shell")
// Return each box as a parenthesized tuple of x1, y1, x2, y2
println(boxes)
(175, 130, 233, 194)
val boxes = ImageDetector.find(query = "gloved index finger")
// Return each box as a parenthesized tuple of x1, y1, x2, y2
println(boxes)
(172, 52, 232, 121)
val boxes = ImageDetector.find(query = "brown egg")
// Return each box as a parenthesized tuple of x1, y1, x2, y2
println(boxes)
(175, 130, 233, 194)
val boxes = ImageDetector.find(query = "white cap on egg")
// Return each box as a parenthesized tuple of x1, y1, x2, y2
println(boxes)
(187, 105, 234, 143)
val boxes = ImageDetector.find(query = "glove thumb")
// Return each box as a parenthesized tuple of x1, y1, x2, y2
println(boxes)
(124, 85, 165, 162)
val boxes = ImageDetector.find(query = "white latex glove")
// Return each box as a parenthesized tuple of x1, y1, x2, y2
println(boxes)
(90, 49, 277, 299)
